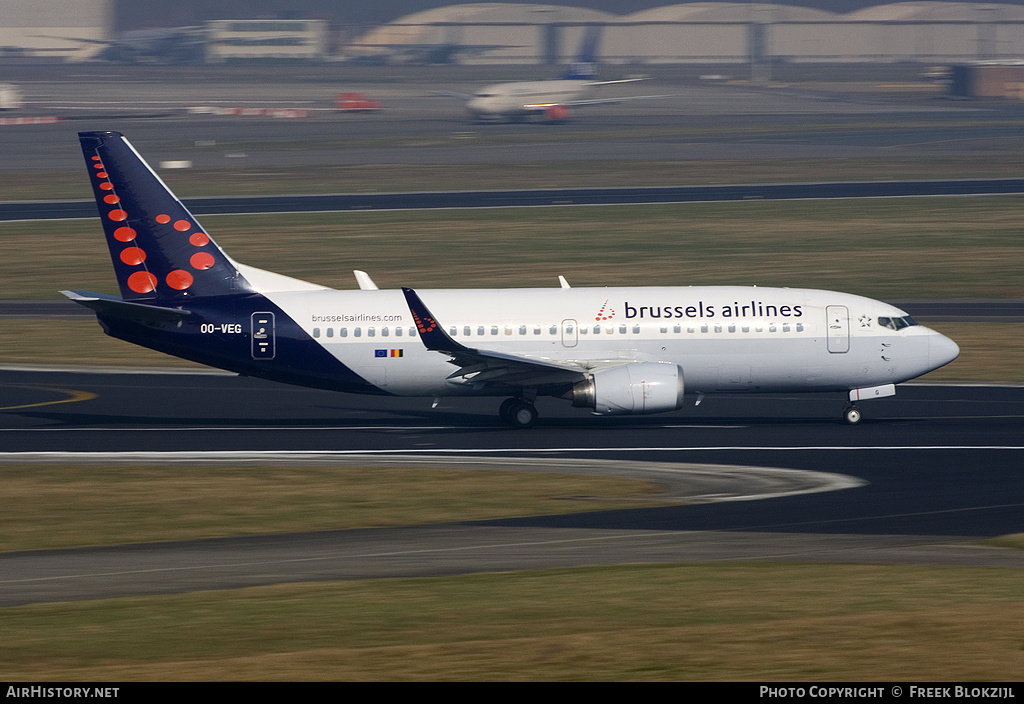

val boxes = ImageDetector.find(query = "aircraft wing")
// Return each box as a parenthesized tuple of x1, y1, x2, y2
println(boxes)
(402, 287, 587, 387)
(528, 94, 674, 110)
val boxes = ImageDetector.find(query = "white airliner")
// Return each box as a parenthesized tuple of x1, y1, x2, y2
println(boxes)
(440, 27, 658, 122)
(65, 131, 959, 427)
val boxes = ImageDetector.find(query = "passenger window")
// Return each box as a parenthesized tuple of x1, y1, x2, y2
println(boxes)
(394, 327, 401, 337)
(354, 328, 361, 337)
(478, 326, 485, 336)
(519, 325, 527, 335)
(367, 327, 375, 337)
(464, 326, 471, 336)
(449, 327, 457, 336)
(326, 328, 334, 338)
(340, 328, 347, 337)
(313, 328, 320, 338)
(382, 327, 389, 337)
(632, 325, 640, 334)
(491, 326, 498, 336)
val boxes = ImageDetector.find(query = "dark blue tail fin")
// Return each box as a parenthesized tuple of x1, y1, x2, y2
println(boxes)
(79, 131, 253, 302)
(562, 25, 601, 81)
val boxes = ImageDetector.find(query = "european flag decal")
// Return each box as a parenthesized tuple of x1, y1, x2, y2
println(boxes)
(376, 349, 403, 358)
(374, 349, 386, 357)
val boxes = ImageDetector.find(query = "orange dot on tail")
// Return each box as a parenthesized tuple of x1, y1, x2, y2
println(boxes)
(92, 156, 101, 161)
(113, 226, 136, 242)
(103, 194, 120, 204)
(93, 163, 104, 169)
(100, 182, 114, 191)
(173, 220, 191, 232)
(155, 214, 171, 224)
(96, 172, 107, 178)
(189, 232, 210, 246)
(127, 271, 157, 294)
(166, 270, 193, 290)
(119, 247, 146, 266)
(108, 209, 128, 221)
(190, 252, 215, 270)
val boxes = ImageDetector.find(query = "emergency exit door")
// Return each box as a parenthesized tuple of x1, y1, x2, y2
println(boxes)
(826, 305, 849, 354)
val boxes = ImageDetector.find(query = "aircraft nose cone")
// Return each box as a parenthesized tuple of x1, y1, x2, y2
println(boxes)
(930, 332, 960, 369)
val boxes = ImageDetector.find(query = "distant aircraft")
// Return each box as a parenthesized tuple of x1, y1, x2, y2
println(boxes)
(39, 28, 207, 64)
(439, 26, 658, 122)
(65, 131, 959, 427)
(0, 84, 23, 110)
(344, 23, 521, 65)
(343, 41, 521, 65)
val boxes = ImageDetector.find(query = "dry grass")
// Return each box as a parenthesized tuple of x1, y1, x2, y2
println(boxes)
(0, 463, 663, 552)
(1, 564, 1022, 680)
(7, 196, 1024, 299)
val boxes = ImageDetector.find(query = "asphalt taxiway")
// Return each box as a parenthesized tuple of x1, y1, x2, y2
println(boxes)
(1, 367, 1023, 605)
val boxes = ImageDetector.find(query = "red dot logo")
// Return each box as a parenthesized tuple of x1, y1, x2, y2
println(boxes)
(189, 232, 210, 246)
(103, 194, 120, 204)
(127, 271, 157, 294)
(190, 252, 215, 270)
(100, 182, 114, 191)
(166, 270, 193, 290)
(155, 214, 171, 224)
(113, 226, 136, 242)
(119, 247, 146, 266)
(108, 209, 128, 221)
(174, 220, 191, 232)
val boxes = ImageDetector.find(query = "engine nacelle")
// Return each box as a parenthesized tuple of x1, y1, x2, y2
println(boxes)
(570, 362, 684, 415)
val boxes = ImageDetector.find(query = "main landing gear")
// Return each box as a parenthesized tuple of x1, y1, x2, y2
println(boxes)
(499, 397, 538, 428)
(843, 403, 862, 425)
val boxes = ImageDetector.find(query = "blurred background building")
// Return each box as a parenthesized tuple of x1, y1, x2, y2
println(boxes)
(4, 1, 1024, 65)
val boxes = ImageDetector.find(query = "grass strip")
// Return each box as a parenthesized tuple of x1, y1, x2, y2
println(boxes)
(1, 563, 1022, 680)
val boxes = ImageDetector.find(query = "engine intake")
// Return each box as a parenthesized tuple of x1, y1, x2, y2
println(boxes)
(570, 362, 684, 415)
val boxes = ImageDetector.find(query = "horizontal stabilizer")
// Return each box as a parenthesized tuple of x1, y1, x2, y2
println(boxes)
(61, 290, 191, 324)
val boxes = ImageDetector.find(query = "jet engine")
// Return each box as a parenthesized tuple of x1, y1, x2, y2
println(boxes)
(545, 104, 570, 121)
(570, 362, 684, 415)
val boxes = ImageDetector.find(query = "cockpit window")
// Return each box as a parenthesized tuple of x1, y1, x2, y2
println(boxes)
(878, 316, 919, 330)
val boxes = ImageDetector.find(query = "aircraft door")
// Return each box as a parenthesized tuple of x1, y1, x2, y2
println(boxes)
(561, 319, 578, 348)
(826, 305, 849, 354)
(251, 312, 276, 359)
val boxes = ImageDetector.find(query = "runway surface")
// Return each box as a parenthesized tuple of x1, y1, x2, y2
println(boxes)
(2, 367, 1023, 605)
(7, 65, 1024, 174)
